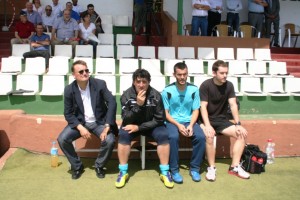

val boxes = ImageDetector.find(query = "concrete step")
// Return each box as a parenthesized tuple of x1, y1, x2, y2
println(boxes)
(272, 54, 300, 60)
(290, 72, 300, 78)
(287, 65, 300, 73)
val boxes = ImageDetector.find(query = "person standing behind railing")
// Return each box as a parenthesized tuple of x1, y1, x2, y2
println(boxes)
(264, 0, 280, 47)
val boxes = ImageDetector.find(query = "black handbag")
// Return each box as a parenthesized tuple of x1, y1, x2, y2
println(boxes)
(241, 144, 267, 174)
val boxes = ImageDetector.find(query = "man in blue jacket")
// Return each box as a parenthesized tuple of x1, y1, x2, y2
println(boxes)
(58, 60, 117, 180)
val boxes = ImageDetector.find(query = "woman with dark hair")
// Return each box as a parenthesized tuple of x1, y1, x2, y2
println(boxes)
(32, 0, 44, 16)
(78, 12, 98, 58)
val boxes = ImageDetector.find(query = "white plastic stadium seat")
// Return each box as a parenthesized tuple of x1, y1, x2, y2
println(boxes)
(263, 77, 289, 96)
(47, 57, 69, 75)
(119, 58, 139, 75)
(98, 33, 114, 45)
(117, 45, 135, 59)
(95, 58, 116, 75)
(240, 77, 266, 96)
(0, 74, 13, 95)
(138, 46, 156, 59)
(96, 45, 114, 58)
(158, 46, 176, 60)
(236, 48, 254, 60)
(140, 59, 162, 76)
(75, 45, 93, 58)
(15, 74, 39, 95)
(0, 57, 22, 74)
(40, 75, 65, 96)
(54, 45, 72, 58)
(116, 34, 132, 45)
(285, 77, 300, 96)
(10, 44, 30, 58)
(94, 75, 116, 95)
(23, 57, 46, 75)
(114, 15, 129, 26)
(197, 47, 215, 60)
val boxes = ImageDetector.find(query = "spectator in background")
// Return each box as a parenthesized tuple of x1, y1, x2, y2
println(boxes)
(226, 0, 243, 36)
(23, 23, 50, 70)
(24, 2, 42, 26)
(191, 0, 211, 36)
(81, 4, 104, 35)
(248, 0, 268, 37)
(51, 0, 63, 18)
(162, 62, 206, 184)
(72, 0, 84, 15)
(264, 0, 280, 47)
(42, 5, 56, 32)
(79, 13, 97, 58)
(51, 9, 79, 57)
(133, 0, 147, 35)
(66, 1, 81, 23)
(32, 0, 44, 16)
(207, 0, 223, 36)
(11, 11, 35, 45)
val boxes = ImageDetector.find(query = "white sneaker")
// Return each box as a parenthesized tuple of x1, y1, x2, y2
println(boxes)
(228, 165, 250, 179)
(205, 166, 216, 182)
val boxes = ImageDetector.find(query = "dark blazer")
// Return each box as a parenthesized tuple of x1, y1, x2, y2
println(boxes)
(64, 77, 117, 131)
(265, 0, 280, 19)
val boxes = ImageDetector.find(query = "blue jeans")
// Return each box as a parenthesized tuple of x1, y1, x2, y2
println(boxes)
(57, 122, 115, 170)
(166, 122, 206, 173)
(191, 16, 208, 36)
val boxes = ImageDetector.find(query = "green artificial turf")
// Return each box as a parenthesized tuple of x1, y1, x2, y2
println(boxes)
(0, 149, 299, 200)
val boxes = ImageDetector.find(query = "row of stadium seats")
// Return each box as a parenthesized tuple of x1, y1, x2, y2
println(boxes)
(0, 56, 290, 77)
(1, 74, 299, 97)
(9, 43, 273, 60)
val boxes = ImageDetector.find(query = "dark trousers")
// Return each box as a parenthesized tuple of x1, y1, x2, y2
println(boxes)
(207, 11, 221, 36)
(23, 50, 50, 68)
(265, 17, 280, 45)
(227, 12, 240, 35)
(57, 122, 115, 171)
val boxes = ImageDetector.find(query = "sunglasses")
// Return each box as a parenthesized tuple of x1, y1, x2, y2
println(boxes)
(78, 69, 90, 75)
(46, 9, 52, 11)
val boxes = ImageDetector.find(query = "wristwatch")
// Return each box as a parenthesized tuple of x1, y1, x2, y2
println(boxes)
(235, 121, 241, 126)
(104, 124, 110, 128)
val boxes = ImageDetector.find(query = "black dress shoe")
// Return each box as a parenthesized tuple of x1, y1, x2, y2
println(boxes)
(273, 43, 280, 47)
(72, 165, 84, 180)
(95, 167, 105, 178)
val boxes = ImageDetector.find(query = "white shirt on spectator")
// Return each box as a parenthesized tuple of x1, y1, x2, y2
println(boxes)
(192, 0, 211, 17)
(79, 22, 96, 41)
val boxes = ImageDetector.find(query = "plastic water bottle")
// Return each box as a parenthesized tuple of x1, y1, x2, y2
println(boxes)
(50, 141, 59, 167)
(265, 139, 275, 164)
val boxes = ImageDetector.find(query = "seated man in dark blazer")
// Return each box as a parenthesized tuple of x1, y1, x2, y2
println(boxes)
(58, 60, 117, 180)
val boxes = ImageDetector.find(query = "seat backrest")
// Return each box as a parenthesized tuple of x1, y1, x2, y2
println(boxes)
(183, 59, 204, 75)
(11, 44, 31, 58)
(94, 75, 116, 95)
(54, 45, 72, 58)
(285, 77, 300, 92)
(95, 58, 116, 74)
(1, 57, 22, 73)
(197, 47, 215, 60)
(23, 57, 46, 75)
(263, 77, 285, 93)
(214, 24, 231, 37)
(254, 48, 272, 61)
(140, 59, 162, 76)
(117, 45, 135, 59)
(158, 46, 176, 60)
(248, 61, 267, 75)
(101, 15, 113, 24)
(47, 57, 69, 75)
(98, 33, 114, 45)
(40, 75, 65, 96)
(269, 61, 288, 75)
(240, 77, 262, 93)
(285, 23, 296, 34)
(119, 58, 139, 75)
(119, 75, 132, 94)
(227, 77, 240, 93)
(217, 48, 235, 60)
(138, 46, 156, 59)
(75, 45, 93, 58)
(116, 34, 133, 45)
(16, 74, 39, 95)
(236, 48, 254, 60)
(150, 76, 166, 93)
(239, 25, 257, 38)
(0, 74, 13, 95)
(114, 15, 129, 26)
(227, 60, 248, 76)
(96, 45, 114, 58)
(193, 76, 210, 88)
(101, 23, 113, 34)
(178, 47, 195, 59)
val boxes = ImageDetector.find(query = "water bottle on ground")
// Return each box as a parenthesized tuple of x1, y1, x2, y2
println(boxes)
(51, 141, 59, 167)
(265, 139, 275, 164)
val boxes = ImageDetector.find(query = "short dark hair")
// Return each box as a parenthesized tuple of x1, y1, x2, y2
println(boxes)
(71, 60, 87, 72)
(173, 62, 187, 73)
(132, 69, 151, 82)
(81, 12, 90, 20)
(212, 60, 228, 72)
(87, 4, 94, 8)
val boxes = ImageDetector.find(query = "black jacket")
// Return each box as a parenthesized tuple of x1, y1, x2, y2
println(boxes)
(120, 85, 165, 132)
(64, 77, 117, 130)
